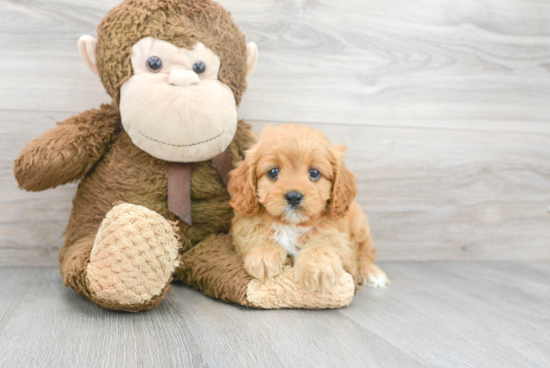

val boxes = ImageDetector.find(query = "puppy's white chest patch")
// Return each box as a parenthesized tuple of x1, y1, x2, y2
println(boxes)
(272, 223, 313, 257)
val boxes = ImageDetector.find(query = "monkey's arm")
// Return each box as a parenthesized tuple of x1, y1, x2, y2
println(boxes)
(14, 104, 119, 191)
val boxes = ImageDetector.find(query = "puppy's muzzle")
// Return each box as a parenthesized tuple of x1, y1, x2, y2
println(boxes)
(285, 191, 303, 207)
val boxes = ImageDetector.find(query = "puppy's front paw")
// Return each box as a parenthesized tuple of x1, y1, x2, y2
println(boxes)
(356, 262, 389, 288)
(243, 246, 287, 281)
(295, 250, 344, 292)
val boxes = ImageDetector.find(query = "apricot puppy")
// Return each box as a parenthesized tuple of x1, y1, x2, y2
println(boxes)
(228, 124, 388, 291)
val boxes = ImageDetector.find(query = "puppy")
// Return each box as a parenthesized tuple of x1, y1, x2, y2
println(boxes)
(228, 124, 388, 291)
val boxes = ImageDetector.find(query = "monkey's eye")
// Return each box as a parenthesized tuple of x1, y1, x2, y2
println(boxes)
(146, 56, 163, 73)
(192, 61, 206, 74)
(267, 168, 279, 180)
(309, 169, 321, 181)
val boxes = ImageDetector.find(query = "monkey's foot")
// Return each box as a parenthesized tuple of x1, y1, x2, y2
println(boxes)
(246, 265, 355, 309)
(86, 203, 180, 310)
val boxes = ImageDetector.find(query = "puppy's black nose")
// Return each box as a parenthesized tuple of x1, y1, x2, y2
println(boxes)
(285, 191, 303, 207)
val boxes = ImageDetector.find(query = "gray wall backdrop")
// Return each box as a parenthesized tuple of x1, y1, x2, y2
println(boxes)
(1, 0, 549, 265)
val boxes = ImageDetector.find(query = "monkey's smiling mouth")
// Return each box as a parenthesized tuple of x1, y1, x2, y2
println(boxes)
(138, 130, 226, 147)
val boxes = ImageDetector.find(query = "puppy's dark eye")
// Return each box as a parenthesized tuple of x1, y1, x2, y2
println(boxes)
(267, 168, 279, 180)
(146, 56, 163, 72)
(192, 61, 206, 74)
(309, 169, 321, 181)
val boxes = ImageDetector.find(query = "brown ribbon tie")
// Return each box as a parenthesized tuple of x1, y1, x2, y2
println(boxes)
(167, 161, 192, 226)
(167, 151, 234, 226)
(211, 150, 234, 187)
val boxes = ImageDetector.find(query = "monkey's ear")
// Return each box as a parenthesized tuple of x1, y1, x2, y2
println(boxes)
(246, 42, 258, 77)
(78, 35, 99, 76)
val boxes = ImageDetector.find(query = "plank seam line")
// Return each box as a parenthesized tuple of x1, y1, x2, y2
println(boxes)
(1, 108, 549, 137)
(246, 118, 550, 136)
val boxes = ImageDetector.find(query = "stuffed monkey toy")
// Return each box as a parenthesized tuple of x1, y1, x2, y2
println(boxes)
(14, 0, 356, 312)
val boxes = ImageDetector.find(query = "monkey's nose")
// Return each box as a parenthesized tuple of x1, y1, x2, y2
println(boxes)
(169, 70, 200, 87)
(285, 191, 304, 207)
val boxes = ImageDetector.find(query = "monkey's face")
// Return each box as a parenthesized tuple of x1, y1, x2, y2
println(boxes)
(119, 37, 238, 162)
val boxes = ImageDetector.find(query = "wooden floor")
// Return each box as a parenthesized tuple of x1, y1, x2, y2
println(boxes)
(1, 262, 549, 368)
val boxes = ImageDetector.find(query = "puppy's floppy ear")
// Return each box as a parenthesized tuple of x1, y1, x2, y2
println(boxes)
(329, 144, 357, 218)
(228, 152, 260, 216)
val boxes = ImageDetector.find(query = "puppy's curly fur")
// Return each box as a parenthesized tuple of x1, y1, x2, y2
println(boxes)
(228, 124, 388, 291)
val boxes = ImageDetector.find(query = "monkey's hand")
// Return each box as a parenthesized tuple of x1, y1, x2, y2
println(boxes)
(14, 104, 119, 191)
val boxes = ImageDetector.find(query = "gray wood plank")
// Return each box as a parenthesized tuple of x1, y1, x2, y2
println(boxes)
(0, 0, 549, 133)
(345, 262, 550, 367)
(0, 262, 548, 368)
(3, 111, 549, 265)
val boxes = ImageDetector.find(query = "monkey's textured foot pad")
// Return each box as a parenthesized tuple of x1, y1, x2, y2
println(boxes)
(86, 203, 180, 306)
(246, 266, 355, 309)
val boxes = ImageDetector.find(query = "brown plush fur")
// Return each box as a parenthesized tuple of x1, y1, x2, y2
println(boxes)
(14, 0, 257, 312)
(175, 234, 253, 306)
(16, 102, 256, 311)
(228, 124, 389, 291)
(14, 105, 120, 191)
(96, 0, 248, 105)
